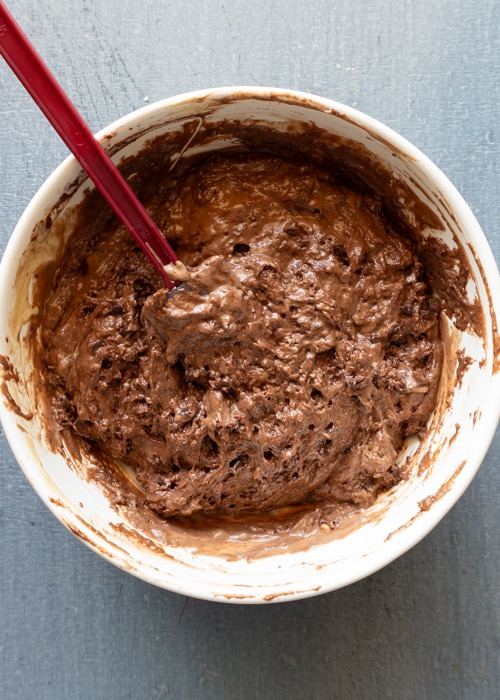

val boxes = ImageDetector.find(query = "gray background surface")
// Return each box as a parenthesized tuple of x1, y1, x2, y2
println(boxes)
(0, 1, 498, 698)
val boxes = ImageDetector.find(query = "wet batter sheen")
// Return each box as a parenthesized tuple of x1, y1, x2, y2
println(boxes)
(39, 153, 442, 518)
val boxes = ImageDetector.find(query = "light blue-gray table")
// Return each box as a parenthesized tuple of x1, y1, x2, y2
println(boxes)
(1, 1, 498, 698)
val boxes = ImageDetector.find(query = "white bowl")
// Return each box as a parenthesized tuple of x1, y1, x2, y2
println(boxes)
(1, 87, 499, 603)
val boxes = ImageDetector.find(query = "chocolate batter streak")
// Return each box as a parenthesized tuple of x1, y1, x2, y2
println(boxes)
(39, 153, 442, 517)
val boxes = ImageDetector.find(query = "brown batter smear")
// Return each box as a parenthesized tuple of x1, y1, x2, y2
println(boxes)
(36, 151, 443, 521)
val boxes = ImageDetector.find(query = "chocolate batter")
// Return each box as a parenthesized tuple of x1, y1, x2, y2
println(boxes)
(38, 152, 442, 518)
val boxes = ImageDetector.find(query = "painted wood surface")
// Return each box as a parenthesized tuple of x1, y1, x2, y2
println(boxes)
(0, 1, 498, 698)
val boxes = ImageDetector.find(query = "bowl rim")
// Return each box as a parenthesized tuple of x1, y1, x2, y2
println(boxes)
(1, 86, 499, 603)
